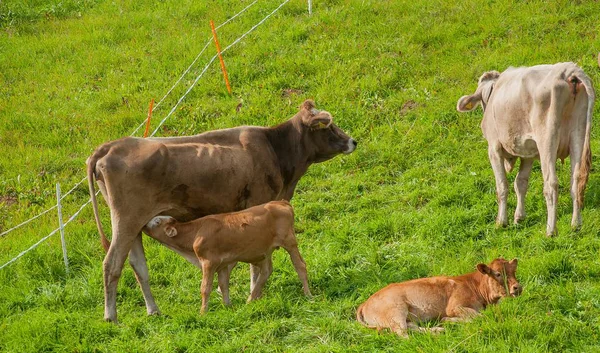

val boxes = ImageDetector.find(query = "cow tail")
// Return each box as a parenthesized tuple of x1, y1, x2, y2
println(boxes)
(577, 72, 594, 209)
(87, 146, 111, 252)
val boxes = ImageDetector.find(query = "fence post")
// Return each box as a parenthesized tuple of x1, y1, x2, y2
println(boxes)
(308, 0, 312, 15)
(56, 183, 69, 274)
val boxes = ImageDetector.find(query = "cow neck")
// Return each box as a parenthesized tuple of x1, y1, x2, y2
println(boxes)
(265, 118, 311, 190)
(170, 221, 199, 252)
(465, 271, 495, 308)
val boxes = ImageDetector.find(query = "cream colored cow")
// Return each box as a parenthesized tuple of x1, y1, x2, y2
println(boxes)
(457, 63, 594, 236)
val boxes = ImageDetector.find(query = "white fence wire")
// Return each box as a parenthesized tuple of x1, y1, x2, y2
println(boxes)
(0, 0, 293, 270)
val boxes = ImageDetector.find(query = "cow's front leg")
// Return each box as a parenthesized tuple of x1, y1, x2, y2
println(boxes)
(514, 158, 534, 224)
(488, 144, 509, 227)
(250, 263, 260, 293)
(129, 233, 160, 316)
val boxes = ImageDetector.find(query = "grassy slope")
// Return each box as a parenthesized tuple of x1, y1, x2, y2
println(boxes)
(1, 0, 600, 351)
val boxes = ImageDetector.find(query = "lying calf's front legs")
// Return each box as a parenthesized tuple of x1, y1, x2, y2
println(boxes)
(442, 306, 481, 323)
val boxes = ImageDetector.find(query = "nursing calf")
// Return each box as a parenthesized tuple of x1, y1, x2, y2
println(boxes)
(457, 63, 594, 236)
(356, 258, 521, 338)
(143, 201, 311, 313)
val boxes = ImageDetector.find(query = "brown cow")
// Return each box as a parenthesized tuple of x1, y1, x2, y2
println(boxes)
(356, 258, 522, 338)
(87, 100, 356, 322)
(457, 63, 594, 236)
(143, 201, 311, 313)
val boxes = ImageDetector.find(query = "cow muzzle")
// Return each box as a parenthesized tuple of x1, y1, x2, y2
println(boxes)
(344, 139, 358, 154)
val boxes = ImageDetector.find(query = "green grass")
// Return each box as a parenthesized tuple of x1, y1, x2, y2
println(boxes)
(1, 0, 600, 351)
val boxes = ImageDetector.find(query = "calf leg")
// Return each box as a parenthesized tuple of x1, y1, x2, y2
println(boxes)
(250, 263, 260, 293)
(514, 158, 534, 224)
(388, 304, 410, 338)
(488, 144, 509, 227)
(103, 220, 140, 323)
(407, 322, 444, 334)
(200, 262, 216, 313)
(284, 244, 311, 297)
(443, 306, 480, 322)
(217, 267, 231, 306)
(128, 233, 160, 315)
(248, 257, 273, 302)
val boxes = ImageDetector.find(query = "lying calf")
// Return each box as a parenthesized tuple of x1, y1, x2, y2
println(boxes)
(144, 200, 311, 313)
(356, 258, 522, 337)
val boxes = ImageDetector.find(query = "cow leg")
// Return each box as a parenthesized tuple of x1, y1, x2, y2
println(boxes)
(388, 304, 409, 338)
(200, 261, 216, 313)
(128, 233, 160, 316)
(284, 244, 311, 297)
(250, 263, 260, 293)
(248, 257, 273, 302)
(217, 267, 231, 306)
(488, 144, 509, 227)
(103, 221, 140, 323)
(538, 144, 559, 237)
(407, 322, 444, 334)
(443, 306, 480, 322)
(569, 138, 584, 230)
(514, 158, 534, 224)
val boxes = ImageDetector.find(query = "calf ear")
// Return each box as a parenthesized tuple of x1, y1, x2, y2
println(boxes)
(457, 93, 481, 112)
(476, 263, 491, 275)
(509, 258, 518, 266)
(165, 225, 178, 238)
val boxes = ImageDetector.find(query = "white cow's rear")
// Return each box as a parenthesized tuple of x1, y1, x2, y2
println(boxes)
(457, 62, 594, 236)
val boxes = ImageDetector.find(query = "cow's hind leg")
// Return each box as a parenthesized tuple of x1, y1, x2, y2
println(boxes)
(217, 266, 231, 306)
(387, 304, 410, 338)
(248, 256, 273, 302)
(569, 132, 585, 231)
(128, 233, 160, 316)
(488, 143, 509, 227)
(284, 242, 311, 297)
(514, 158, 534, 224)
(103, 221, 140, 323)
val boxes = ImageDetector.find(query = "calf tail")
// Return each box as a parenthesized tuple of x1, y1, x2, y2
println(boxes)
(576, 72, 594, 209)
(356, 302, 366, 325)
(87, 146, 111, 252)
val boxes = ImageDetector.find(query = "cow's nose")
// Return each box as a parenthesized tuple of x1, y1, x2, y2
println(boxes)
(511, 284, 523, 296)
(352, 139, 358, 147)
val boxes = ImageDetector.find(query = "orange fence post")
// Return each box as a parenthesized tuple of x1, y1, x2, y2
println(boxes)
(210, 20, 232, 94)
(143, 99, 154, 138)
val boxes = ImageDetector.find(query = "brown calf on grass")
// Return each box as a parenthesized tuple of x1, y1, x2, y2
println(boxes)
(356, 258, 522, 338)
(143, 201, 311, 313)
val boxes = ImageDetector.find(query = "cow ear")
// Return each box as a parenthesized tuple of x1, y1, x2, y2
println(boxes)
(306, 112, 332, 130)
(509, 258, 518, 266)
(165, 225, 178, 238)
(301, 99, 316, 112)
(476, 263, 491, 275)
(457, 94, 481, 112)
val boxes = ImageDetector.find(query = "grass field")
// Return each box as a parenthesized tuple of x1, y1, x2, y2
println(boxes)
(1, 0, 600, 351)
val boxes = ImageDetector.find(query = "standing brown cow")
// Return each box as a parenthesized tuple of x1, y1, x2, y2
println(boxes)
(87, 100, 356, 322)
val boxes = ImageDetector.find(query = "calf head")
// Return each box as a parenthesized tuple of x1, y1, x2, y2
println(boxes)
(457, 71, 501, 113)
(298, 100, 357, 162)
(477, 258, 522, 301)
(145, 216, 178, 238)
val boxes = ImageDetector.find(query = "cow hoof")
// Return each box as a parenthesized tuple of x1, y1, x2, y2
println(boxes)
(430, 327, 445, 334)
(147, 309, 161, 316)
(514, 215, 526, 225)
(495, 220, 508, 228)
(104, 316, 118, 324)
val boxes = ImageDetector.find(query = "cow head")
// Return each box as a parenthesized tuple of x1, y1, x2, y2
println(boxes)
(298, 100, 357, 162)
(457, 71, 501, 113)
(145, 216, 178, 238)
(477, 258, 522, 301)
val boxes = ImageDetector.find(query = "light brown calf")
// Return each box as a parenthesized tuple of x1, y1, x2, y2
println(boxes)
(143, 201, 311, 313)
(356, 258, 521, 337)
